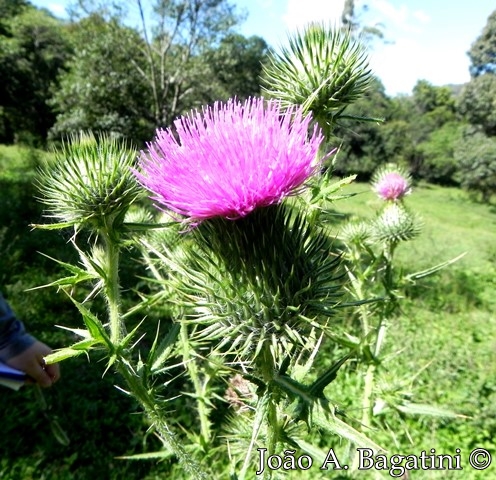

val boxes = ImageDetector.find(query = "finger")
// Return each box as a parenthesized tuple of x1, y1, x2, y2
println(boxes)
(44, 363, 60, 384)
(30, 364, 54, 388)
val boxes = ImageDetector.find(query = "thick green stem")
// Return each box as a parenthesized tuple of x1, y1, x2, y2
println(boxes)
(180, 322, 211, 444)
(264, 394, 280, 480)
(117, 362, 206, 480)
(257, 343, 281, 480)
(100, 232, 204, 477)
(355, 240, 396, 469)
(102, 232, 125, 345)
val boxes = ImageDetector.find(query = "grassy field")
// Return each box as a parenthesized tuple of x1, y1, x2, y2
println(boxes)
(1, 144, 495, 479)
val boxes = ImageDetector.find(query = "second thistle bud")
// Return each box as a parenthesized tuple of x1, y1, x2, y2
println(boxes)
(372, 203, 421, 243)
(37, 131, 142, 233)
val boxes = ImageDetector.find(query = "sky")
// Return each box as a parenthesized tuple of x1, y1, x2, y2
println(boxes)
(32, 0, 495, 97)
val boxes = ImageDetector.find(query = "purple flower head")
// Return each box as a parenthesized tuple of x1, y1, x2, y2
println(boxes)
(135, 97, 323, 222)
(373, 171, 411, 201)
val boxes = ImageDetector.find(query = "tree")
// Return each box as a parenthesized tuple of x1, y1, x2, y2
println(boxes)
(458, 74, 496, 137)
(331, 77, 396, 179)
(50, 0, 250, 143)
(412, 80, 456, 116)
(205, 33, 268, 101)
(0, 4, 71, 144)
(49, 14, 154, 143)
(459, 10, 496, 137)
(341, 0, 384, 43)
(454, 127, 496, 202)
(130, 0, 242, 127)
(468, 9, 496, 77)
(417, 122, 462, 185)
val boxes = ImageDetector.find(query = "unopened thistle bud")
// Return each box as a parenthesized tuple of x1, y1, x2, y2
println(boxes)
(37, 131, 142, 232)
(339, 221, 372, 246)
(261, 23, 372, 136)
(372, 203, 421, 243)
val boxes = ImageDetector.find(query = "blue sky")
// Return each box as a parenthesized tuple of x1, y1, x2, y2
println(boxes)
(32, 0, 495, 96)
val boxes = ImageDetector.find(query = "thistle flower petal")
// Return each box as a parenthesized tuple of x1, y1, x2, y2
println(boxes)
(372, 164, 412, 201)
(135, 97, 323, 222)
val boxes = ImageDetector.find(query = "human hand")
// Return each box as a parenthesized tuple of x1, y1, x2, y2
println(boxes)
(6, 340, 60, 388)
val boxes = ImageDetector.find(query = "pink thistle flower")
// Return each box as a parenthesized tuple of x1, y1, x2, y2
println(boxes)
(373, 171, 411, 201)
(134, 97, 323, 222)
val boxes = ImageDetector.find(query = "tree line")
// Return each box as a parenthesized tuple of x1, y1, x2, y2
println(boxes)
(1, 0, 495, 200)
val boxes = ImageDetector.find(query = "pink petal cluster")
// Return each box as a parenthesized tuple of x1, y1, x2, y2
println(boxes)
(135, 98, 323, 222)
(374, 172, 411, 201)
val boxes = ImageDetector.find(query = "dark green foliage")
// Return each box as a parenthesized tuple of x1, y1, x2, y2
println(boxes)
(49, 15, 154, 143)
(454, 127, 496, 202)
(205, 33, 269, 100)
(331, 79, 461, 183)
(0, 4, 71, 144)
(331, 77, 394, 180)
(468, 9, 496, 76)
(458, 73, 496, 137)
(1, 1, 268, 146)
(417, 122, 462, 185)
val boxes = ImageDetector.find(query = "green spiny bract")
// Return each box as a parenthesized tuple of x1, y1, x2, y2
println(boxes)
(372, 203, 422, 244)
(167, 204, 345, 368)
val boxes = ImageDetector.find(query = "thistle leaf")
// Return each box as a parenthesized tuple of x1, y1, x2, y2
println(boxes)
(406, 252, 467, 281)
(312, 403, 385, 453)
(395, 402, 468, 419)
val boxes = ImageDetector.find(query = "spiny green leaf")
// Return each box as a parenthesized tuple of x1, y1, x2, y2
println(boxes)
(119, 319, 146, 350)
(116, 450, 174, 461)
(395, 402, 468, 418)
(44, 346, 89, 364)
(150, 322, 181, 373)
(64, 294, 113, 350)
(239, 392, 271, 479)
(308, 352, 352, 397)
(406, 252, 467, 281)
(312, 403, 385, 453)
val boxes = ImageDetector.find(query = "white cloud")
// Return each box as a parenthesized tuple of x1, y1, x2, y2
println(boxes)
(369, 36, 470, 95)
(283, 0, 345, 31)
(47, 3, 67, 17)
(368, 0, 409, 26)
(366, 0, 429, 34)
(413, 10, 431, 24)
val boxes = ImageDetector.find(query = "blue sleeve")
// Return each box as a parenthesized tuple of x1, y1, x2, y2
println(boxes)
(0, 291, 35, 362)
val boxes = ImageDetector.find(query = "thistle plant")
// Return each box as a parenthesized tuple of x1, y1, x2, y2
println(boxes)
(337, 163, 464, 467)
(31, 24, 418, 480)
(36, 131, 205, 479)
